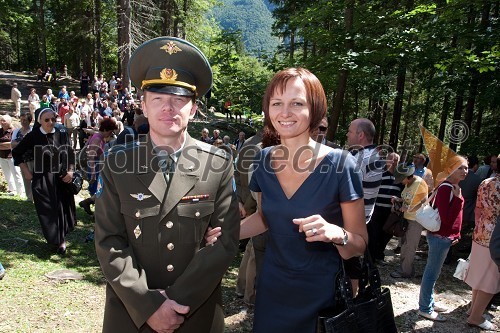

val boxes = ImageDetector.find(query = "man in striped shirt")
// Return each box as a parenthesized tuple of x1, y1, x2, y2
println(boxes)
(367, 152, 404, 262)
(344, 118, 384, 292)
(346, 118, 384, 223)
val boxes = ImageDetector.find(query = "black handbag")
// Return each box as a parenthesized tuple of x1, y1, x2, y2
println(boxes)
(69, 170, 83, 195)
(317, 252, 398, 333)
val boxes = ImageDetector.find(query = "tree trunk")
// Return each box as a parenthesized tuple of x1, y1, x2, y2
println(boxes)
(388, 64, 406, 150)
(303, 39, 308, 61)
(117, 0, 131, 89)
(372, 99, 382, 144)
(401, 81, 413, 146)
(420, 86, 432, 152)
(449, 88, 464, 151)
(16, 23, 20, 70)
(160, 0, 174, 36)
(181, 0, 189, 39)
(379, 102, 388, 145)
(289, 30, 295, 60)
(33, 0, 45, 68)
(438, 93, 450, 141)
(327, 0, 354, 141)
(464, 73, 478, 132)
(475, 104, 484, 136)
(95, 0, 102, 75)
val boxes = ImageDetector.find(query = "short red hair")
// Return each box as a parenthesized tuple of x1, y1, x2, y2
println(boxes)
(262, 67, 327, 139)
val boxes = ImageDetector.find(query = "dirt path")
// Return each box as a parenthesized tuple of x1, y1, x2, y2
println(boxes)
(0, 70, 79, 116)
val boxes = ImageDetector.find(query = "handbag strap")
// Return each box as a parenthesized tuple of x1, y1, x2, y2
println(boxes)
(335, 259, 356, 309)
(420, 182, 454, 207)
(358, 250, 383, 297)
(430, 182, 454, 207)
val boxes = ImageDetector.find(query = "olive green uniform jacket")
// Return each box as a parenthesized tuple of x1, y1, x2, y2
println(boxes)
(95, 133, 240, 333)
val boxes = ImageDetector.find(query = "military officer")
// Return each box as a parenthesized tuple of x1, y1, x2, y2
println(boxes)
(94, 37, 240, 333)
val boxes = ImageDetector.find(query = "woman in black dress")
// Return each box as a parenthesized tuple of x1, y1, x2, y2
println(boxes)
(12, 108, 76, 254)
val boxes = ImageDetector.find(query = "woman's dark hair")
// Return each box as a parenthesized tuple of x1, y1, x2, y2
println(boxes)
(261, 67, 327, 146)
(99, 118, 118, 132)
(21, 112, 33, 122)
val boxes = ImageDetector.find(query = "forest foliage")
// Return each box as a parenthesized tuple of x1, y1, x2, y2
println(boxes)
(0, 0, 498, 158)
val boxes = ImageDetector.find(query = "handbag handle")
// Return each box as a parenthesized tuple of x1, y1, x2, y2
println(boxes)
(335, 250, 384, 306)
(335, 260, 356, 309)
(358, 250, 383, 296)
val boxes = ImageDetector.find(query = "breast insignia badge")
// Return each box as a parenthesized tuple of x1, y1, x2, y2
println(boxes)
(130, 193, 152, 201)
(134, 225, 142, 239)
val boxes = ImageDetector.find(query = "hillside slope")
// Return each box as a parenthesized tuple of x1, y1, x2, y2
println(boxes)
(211, 0, 279, 56)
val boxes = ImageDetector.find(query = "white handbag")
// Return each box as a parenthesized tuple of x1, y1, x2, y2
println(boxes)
(415, 183, 453, 232)
(453, 255, 470, 280)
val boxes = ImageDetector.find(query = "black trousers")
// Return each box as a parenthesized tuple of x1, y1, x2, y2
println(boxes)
(367, 206, 394, 261)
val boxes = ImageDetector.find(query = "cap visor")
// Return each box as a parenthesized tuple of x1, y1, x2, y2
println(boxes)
(145, 85, 194, 97)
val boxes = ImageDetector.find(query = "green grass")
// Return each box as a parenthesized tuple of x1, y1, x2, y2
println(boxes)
(0, 193, 251, 332)
(0, 194, 104, 332)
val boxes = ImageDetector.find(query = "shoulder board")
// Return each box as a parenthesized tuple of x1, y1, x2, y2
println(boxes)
(195, 140, 231, 160)
(108, 140, 141, 154)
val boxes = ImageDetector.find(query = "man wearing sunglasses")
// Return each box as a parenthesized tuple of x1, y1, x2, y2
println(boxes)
(411, 153, 434, 192)
(312, 117, 339, 148)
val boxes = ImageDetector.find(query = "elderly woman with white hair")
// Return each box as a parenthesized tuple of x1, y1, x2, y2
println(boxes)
(0, 114, 25, 197)
(12, 108, 76, 254)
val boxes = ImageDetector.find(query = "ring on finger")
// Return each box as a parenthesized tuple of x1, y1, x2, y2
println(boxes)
(310, 228, 317, 236)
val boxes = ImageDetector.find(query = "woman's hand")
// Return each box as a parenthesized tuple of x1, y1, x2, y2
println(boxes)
(292, 214, 345, 243)
(61, 170, 73, 183)
(204, 226, 222, 246)
(24, 171, 33, 181)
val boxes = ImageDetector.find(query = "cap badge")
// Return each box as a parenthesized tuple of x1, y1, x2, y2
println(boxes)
(160, 41, 182, 55)
(160, 68, 178, 81)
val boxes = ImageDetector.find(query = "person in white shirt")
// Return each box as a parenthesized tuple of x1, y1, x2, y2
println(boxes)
(11, 83, 22, 117)
(79, 100, 92, 126)
(109, 76, 117, 94)
(27, 88, 40, 120)
(11, 113, 33, 200)
(64, 107, 80, 149)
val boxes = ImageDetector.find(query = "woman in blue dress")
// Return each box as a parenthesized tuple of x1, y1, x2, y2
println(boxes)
(208, 68, 367, 332)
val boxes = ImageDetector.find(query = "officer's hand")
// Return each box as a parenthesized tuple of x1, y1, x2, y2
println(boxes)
(146, 296, 189, 333)
(205, 226, 222, 246)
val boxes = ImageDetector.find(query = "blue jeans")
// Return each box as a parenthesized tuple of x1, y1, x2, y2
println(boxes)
(419, 233, 452, 313)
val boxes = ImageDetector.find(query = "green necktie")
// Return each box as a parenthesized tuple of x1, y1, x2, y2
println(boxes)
(159, 154, 175, 185)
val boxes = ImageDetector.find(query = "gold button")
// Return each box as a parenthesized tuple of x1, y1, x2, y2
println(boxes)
(135, 211, 140, 218)
(167, 264, 174, 272)
(166, 221, 173, 228)
(167, 243, 174, 250)
(195, 211, 200, 217)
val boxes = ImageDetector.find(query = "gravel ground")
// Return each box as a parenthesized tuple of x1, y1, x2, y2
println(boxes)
(223, 237, 499, 333)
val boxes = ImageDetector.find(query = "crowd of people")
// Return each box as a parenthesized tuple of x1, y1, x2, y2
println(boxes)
(0, 36, 498, 332)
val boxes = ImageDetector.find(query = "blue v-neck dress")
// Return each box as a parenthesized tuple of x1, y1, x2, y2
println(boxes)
(248, 147, 363, 333)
